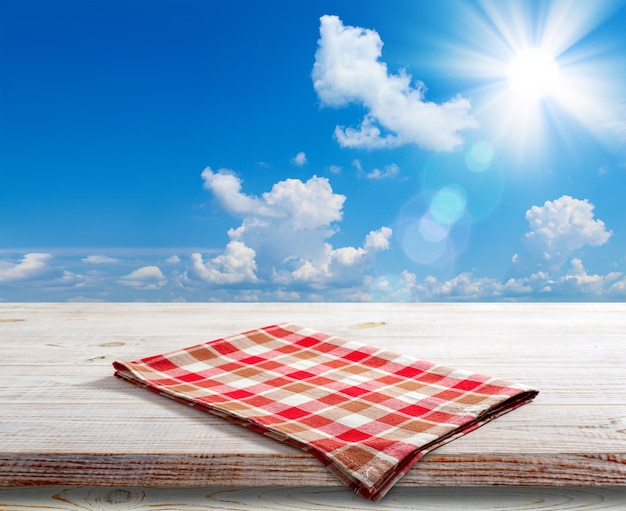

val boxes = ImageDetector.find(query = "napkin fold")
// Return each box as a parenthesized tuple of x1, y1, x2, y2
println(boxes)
(113, 323, 538, 501)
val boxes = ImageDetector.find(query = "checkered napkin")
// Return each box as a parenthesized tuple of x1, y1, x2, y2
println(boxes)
(113, 323, 538, 501)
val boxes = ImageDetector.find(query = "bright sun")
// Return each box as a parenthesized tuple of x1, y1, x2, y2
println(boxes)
(450, 2, 616, 152)
(507, 48, 560, 101)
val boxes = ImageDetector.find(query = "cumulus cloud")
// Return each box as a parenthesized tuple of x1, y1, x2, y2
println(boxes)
(519, 195, 612, 272)
(365, 227, 392, 251)
(0, 253, 52, 282)
(291, 151, 307, 166)
(608, 276, 626, 295)
(328, 165, 342, 174)
(260, 174, 345, 230)
(501, 257, 625, 299)
(192, 241, 258, 285)
(366, 163, 400, 180)
(312, 15, 477, 151)
(118, 266, 167, 290)
(392, 263, 625, 302)
(285, 226, 392, 287)
(353, 159, 400, 179)
(413, 272, 504, 301)
(199, 168, 391, 290)
(82, 255, 119, 264)
(559, 258, 623, 296)
(201, 167, 277, 217)
(379, 195, 619, 302)
(203, 168, 344, 234)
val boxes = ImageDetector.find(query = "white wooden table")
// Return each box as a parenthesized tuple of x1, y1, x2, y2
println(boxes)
(1, 303, 625, 510)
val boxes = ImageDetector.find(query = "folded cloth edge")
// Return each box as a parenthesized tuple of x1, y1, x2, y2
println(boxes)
(113, 323, 539, 501)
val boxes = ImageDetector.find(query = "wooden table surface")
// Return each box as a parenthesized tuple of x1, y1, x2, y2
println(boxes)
(1, 302, 625, 510)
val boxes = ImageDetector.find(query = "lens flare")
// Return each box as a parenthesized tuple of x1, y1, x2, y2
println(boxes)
(421, 151, 504, 224)
(402, 220, 448, 264)
(419, 214, 450, 243)
(465, 140, 494, 173)
(397, 189, 471, 268)
(429, 186, 467, 225)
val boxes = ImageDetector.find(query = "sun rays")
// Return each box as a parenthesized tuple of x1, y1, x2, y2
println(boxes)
(507, 48, 560, 101)
(434, 0, 623, 157)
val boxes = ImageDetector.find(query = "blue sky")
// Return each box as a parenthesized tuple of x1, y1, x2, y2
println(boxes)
(1, 0, 625, 302)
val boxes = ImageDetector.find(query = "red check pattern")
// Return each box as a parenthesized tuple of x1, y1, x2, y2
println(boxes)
(113, 323, 538, 501)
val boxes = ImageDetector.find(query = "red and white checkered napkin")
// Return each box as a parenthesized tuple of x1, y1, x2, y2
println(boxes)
(113, 323, 538, 501)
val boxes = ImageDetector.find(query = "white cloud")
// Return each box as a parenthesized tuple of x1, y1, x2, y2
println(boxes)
(0, 253, 51, 282)
(219, 175, 344, 277)
(608, 277, 626, 295)
(82, 255, 119, 264)
(376, 194, 619, 302)
(328, 165, 342, 174)
(297, 226, 392, 286)
(118, 266, 167, 290)
(260, 174, 344, 230)
(291, 151, 307, 166)
(417, 272, 503, 300)
(200, 168, 391, 290)
(521, 195, 612, 271)
(335, 116, 400, 149)
(273, 290, 301, 301)
(312, 15, 477, 151)
(192, 241, 258, 285)
(352, 159, 399, 179)
(58, 270, 89, 288)
(559, 258, 623, 296)
(365, 164, 400, 180)
(166, 255, 181, 264)
(364, 227, 392, 251)
(392, 263, 626, 302)
(499, 258, 625, 299)
(201, 167, 277, 217)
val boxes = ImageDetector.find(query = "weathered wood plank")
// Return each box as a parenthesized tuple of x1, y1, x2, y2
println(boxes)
(1, 303, 625, 490)
(2, 452, 625, 487)
(3, 402, 624, 453)
(1, 486, 625, 511)
(2, 303, 624, 366)
(3, 365, 625, 404)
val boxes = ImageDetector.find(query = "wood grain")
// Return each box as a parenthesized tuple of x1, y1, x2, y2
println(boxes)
(1, 303, 625, 493)
(1, 486, 625, 510)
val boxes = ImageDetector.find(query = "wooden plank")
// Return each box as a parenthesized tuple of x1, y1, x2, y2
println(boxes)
(3, 365, 625, 404)
(2, 303, 624, 366)
(1, 486, 625, 511)
(2, 451, 625, 487)
(1, 303, 625, 490)
(2, 401, 625, 454)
